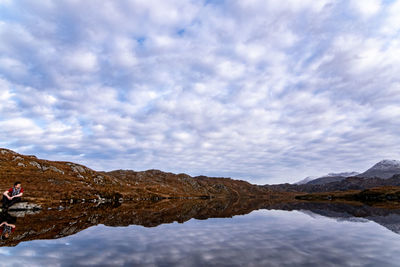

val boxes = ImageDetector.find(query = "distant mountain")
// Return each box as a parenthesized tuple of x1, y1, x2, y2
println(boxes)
(306, 172, 360, 185)
(328, 172, 360, 177)
(267, 175, 400, 194)
(293, 159, 400, 185)
(295, 176, 317, 185)
(357, 160, 400, 179)
(294, 172, 359, 185)
(270, 160, 400, 193)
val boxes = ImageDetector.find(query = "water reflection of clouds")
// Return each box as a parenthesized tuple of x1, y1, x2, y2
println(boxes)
(1, 210, 400, 266)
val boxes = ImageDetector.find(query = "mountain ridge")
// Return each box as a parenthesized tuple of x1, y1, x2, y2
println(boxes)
(357, 159, 400, 179)
(0, 148, 275, 206)
(294, 159, 400, 185)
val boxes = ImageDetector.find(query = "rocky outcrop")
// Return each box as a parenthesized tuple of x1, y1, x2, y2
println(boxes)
(8, 202, 42, 211)
(0, 149, 16, 155)
(12, 156, 24, 161)
(29, 161, 41, 169)
(1, 202, 42, 218)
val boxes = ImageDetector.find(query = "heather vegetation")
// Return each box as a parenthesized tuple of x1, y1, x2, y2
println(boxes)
(0, 148, 277, 207)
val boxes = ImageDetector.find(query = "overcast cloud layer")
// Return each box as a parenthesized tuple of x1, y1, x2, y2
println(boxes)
(0, 0, 399, 184)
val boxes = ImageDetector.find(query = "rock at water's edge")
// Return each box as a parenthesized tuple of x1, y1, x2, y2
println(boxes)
(7, 202, 42, 211)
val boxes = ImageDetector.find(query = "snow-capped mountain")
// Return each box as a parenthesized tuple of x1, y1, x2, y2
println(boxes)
(357, 160, 400, 179)
(293, 159, 400, 185)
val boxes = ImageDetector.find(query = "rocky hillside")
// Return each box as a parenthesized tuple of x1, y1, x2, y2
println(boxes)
(0, 148, 272, 205)
(104, 169, 272, 200)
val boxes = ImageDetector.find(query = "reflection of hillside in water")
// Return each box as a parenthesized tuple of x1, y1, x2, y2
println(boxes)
(2, 199, 400, 247)
(265, 202, 400, 235)
(0, 198, 273, 247)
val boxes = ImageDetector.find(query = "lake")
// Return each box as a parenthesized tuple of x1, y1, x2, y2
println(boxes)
(1, 200, 400, 266)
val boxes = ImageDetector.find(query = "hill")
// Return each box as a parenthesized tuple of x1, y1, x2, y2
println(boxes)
(0, 148, 273, 206)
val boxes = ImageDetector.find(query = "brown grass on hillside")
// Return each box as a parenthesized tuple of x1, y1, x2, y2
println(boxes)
(0, 148, 277, 206)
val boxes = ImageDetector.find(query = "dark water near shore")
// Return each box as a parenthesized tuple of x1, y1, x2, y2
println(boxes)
(1, 200, 400, 266)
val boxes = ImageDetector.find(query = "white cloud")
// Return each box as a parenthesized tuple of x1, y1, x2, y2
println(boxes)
(63, 50, 98, 73)
(380, 0, 400, 35)
(110, 37, 138, 67)
(0, 118, 43, 137)
(0, 78, 13, 101)
(351, 0, 381, 18)
(0, 0, 399, 183)
(0, 57, 28, 76)
(0, 0, 11, 5)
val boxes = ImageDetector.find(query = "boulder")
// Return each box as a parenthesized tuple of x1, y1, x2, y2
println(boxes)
(67, 163, 86, 173)
(49, 166, 64, 174)
(7, 202, 42, 211)
(12, 156, 24, 161)
(29, 161, 42, 169)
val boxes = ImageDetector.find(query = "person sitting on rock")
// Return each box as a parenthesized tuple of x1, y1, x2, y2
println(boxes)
(2, 181, 24, 210)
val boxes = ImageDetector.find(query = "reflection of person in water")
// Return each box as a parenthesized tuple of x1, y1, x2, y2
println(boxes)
(0, 212, 17, 241)
(2, 181, 24, 210)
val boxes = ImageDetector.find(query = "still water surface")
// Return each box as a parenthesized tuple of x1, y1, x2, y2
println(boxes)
(1, 208, 400, 266)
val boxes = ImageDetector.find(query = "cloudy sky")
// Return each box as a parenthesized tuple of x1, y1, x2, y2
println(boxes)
(0, 0, 399, 184)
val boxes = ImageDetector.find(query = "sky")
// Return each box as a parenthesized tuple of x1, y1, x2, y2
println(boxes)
(0, 0, 399, 184)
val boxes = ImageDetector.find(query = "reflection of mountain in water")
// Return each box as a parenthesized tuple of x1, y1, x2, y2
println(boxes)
(265, 202, 400, 235)
(0, 198, 274, 247)
(2, 199, 400, 247)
